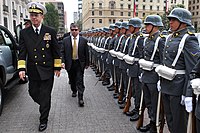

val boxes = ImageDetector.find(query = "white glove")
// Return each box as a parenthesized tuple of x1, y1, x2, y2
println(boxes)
(157, 80, 161, 92)
(180, 95, 185, 105)
(184, 97, 193, 112)
(190, 78, 200, 89)
(112, 60, 115, 65)
(191, 78, 200, 95)
(138, 73, 143, 82)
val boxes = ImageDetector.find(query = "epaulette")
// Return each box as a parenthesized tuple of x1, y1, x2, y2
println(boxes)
(187, 31, 195, 35)
(140, 34, 143, 37)
(159, 34, 165, 38)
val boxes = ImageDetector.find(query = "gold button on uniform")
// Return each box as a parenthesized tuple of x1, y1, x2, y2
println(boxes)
(43, 55, 45, 58)
(34, 49, 37, 51)
(43, 62, 46, 64)
(42, 48, 45, 51)
(35, 62, 38, 65)
(35, 55, 37, 58)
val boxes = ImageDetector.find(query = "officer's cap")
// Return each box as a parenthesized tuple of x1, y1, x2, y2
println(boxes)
(27, 2, 47, 15)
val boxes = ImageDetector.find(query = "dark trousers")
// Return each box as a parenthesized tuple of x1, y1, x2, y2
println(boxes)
(68, 60, 85, 99)
(28, 77, 54, 124)
(162, 93, 187, 133)
(132, 77, 141, 110)
(143, 83, 158, 122)
(196, 118, 200, 133)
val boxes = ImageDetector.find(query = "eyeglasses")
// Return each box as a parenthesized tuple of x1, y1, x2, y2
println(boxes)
(71, 29, 78, 31)
(30, 13, 41, 17)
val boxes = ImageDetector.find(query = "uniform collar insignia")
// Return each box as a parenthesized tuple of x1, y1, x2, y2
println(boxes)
(43, 33, 51, 40)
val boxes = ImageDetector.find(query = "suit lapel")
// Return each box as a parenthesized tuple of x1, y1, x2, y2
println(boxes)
(27, 27, 37, 43)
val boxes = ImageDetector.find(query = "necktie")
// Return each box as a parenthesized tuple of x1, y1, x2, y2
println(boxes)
(72, 37, 77, 59)
(35, 28, 39, 36)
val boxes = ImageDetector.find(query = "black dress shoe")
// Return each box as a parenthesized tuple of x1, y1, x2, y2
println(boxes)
(107, 84, 113, 88)
(113, 94, 119, 99)
(126, 108, 138, 116)
(78, 99, 84, 107)
(130, 113, 139, 121)
(72, 92, 77, 97)
(108, 87, 115, 91)
(119, 103, 125, 109)
(39, 123, 47, 132)
(139, 123, 151, 132)
(102, 81, 110, 86)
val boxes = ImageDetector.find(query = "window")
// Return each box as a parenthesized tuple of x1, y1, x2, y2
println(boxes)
(143, 13, 145, 17)
(4, 17, 8, 28)
(92, 19, 94, 23)
(128, 12, 131, 16)
(113, 19, 116, 23)
(99, 3, 102, 9)
(99, 19, 102, 23)
(109, 1, 115, 9)
(92, 3, 94, 9)
(111, 11, 114, 15)
(92, 11, 94, 15)
(128, 4, 131, 10)
(197, 12, 199, 15)
(150, 5, 152, 10)
(136, 12, 138, 16)
(109, 19, 112, 23)
(197, 5, 199, 9)
(150, 0, 153, 2)
(99, 11, 102, 16)
(143, 5, 145, 10)
(120, 4, 123, 9)
(121, 12, 123, 16)
(143, 0, 145, 2)
(157, 6, 159, 11)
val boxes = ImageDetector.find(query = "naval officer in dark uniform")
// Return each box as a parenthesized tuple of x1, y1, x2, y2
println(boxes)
(18, 2, 61, 132)
(157, 8, 200, 133)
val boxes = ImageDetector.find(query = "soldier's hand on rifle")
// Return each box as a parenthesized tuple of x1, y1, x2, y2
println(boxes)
(184, 97, 193, 112)
(190, 78, 200, 95)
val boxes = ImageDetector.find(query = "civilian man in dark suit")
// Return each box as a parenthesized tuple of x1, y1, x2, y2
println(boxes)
(18, 2, 61, 132)
(61, 23, 89, 107)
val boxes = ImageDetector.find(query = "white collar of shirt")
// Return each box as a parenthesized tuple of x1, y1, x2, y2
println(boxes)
(71, 34, 79, 44)
(32, 24, 42, 34)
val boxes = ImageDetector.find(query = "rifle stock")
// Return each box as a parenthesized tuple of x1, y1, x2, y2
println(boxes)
(123, 77, 132, 113)
(136, 90, 145, 129)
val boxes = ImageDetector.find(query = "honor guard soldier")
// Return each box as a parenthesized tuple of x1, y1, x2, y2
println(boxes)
(106, 24, 117, 91)
(109, 22, 122, 97)
(124, 18, 144, 122)
(155, 8, 200, 133)
(190, 58, 200, 133)
(18, 2, 61, 132)
(138, 15, 165, 132)
(116, 22, 130, 106)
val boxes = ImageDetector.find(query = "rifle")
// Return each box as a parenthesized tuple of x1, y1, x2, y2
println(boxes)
(156, 91, 165, 133)
(123, 77, 132, 113)
(136, 89, 145, 130)
(118, 73, 123, 102)
(94, 70, 106, 86)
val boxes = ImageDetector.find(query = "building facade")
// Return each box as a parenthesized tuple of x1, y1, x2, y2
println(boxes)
(82, 0, 189, 30)
(188, 0, 200, 32)
(0, 0, 30, 34)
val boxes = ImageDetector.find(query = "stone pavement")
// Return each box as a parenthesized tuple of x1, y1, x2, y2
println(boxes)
(0, 68, 169, 133)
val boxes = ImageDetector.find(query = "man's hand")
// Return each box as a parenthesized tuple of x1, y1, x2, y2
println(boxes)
(184, 97, 193, 112)
(54, 70, 60, 77)
(61, 63, 65, 69)
(19, 71, 26, 81)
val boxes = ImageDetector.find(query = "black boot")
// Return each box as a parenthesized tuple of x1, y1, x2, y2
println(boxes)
(139, 123, 151, 132)
(150, 121, 157, 133)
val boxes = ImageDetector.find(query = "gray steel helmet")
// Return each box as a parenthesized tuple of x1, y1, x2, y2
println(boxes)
(120, 22, 128, 29)
(114, 21, 122, 28)
(167, 8, 192, 25)
(144, 15, 163, 27)
(109, 24, 115, 30)
(128, 17, 142, 27)
(103, 27, 109, 33)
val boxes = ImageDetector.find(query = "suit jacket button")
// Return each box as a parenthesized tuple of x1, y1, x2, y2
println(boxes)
(35, 62, 38, 65)
(34, 49, 37, 51)
(43, 62, 46, 64)
(42, 48, 45, 51)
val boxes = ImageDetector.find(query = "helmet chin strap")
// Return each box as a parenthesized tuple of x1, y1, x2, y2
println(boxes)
(175, 22, 182, 31)
(148, 25, 154, 34)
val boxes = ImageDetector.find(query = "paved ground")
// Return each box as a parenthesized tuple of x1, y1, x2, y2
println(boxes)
(0, 68, 169, 133)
